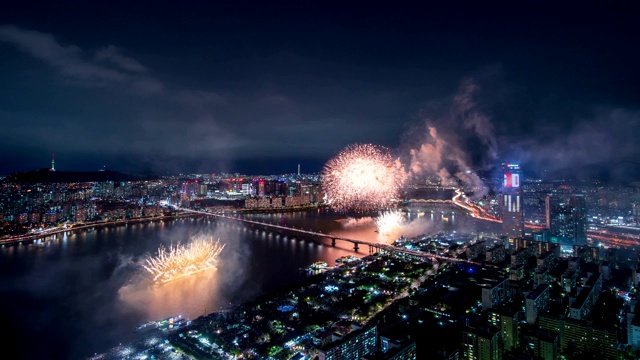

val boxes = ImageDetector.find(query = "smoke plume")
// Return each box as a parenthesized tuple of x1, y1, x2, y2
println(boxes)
(403, 79, 498, 197)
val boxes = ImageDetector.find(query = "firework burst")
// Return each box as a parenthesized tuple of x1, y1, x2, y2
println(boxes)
(375, 210, 405, 234)
(143, 237, 225, 284)
(322, 144, 405, 212)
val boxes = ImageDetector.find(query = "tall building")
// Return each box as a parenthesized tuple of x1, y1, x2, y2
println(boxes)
(627, 306, 640, 350)
(546, 194, 587, 245)
(482, 277, 511, 311)
(539, 313, 617, 359)
(568, 272, 602, 321)
(523, 329, 559, 360)
(500, 164, 524, 237)
(462, 327, 502, 360)
(363, 341, 416, 360)
(487, 308, 521, 352)
(525, 284, 550, 325)
(318, 325, 377, 360)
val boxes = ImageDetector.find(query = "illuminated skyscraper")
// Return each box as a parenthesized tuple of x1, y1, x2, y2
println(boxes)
(500, 163, 524, 237)
(546, 194, 587, 245)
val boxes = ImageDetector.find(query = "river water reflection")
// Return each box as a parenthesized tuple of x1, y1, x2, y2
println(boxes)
(0, 206, 498, 359)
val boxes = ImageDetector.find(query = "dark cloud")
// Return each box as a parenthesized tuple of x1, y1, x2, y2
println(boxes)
(508, 107, 640, 179)
(0, 2, 638, 177)
(172, 90, 228, 109)
(95, 45, 148, 73)
(0, 25, 163, 93)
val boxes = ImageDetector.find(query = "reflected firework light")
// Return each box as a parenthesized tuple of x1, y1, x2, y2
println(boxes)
(322, 143, 406, 212)
(143, 236, 225, 284)
(375, 210, 405, 235)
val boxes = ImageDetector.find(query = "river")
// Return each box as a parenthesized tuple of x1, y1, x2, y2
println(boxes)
(0, 205, 496, 360)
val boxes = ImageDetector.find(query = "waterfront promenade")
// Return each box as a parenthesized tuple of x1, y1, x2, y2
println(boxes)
(0, 212, 193, 245)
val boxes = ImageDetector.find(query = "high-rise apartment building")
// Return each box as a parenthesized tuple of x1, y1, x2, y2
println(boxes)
(482, 277, 511, 311)
(525, 284, 550, 325)
(462, 327, 502, 360)
(539, 313, 617, 359)
(523, 329, 559, 360)
(318, 325, 377, 360)
(487, 308, 521, 352)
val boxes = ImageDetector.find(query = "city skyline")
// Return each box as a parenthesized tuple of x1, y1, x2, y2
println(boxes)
(3, 4, 640, 357)
(1, 2, 639, 180)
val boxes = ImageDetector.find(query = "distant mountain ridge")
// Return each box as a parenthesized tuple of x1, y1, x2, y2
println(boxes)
(2, 169, 155, 183)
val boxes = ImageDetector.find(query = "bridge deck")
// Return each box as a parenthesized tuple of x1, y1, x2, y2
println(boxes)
(179, 208, 482, 265)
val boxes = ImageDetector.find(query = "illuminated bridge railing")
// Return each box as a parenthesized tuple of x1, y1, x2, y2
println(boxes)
(179, 208, 481, 265)
(402, 199, 454, 203)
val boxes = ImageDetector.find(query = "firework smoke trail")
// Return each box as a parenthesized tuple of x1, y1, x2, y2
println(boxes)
(143, 237, 225, 284)
(405, 79, 497, 198)
(375, 210, 406, 234)
(322, 144, 406, 212)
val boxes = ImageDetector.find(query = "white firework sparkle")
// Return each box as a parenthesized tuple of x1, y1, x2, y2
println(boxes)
(322, 144, 406, 212)
(375, 210, 406, 234)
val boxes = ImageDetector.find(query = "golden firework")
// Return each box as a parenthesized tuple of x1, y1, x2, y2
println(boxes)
(143, 237, 225, 284)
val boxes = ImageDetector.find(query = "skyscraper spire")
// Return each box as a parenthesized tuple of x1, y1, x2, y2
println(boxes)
(51, 152, 55, 171)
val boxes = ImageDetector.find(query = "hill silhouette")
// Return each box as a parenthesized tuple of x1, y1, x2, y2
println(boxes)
(2, 169, 154, 183)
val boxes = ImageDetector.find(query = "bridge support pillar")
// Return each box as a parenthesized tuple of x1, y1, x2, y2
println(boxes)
(331, 238, 336, 247)
(354, 243, 359, 251)
(369, 245, 373, 254)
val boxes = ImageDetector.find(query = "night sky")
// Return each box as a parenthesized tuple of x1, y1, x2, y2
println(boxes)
(1, 1, 639, 180)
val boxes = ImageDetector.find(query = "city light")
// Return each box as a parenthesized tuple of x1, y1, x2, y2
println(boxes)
(321, 144, 406, 212)
(1, 6, 636, 359)
(143, 236, 225, 284)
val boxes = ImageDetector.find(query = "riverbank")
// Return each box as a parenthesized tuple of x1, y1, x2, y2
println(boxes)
(0, 205, 328, 246)
(0, 209, 362, 360)
(0, 212, 194, 246)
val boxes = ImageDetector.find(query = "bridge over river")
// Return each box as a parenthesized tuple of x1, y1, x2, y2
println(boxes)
(178, 208, 482, 266)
